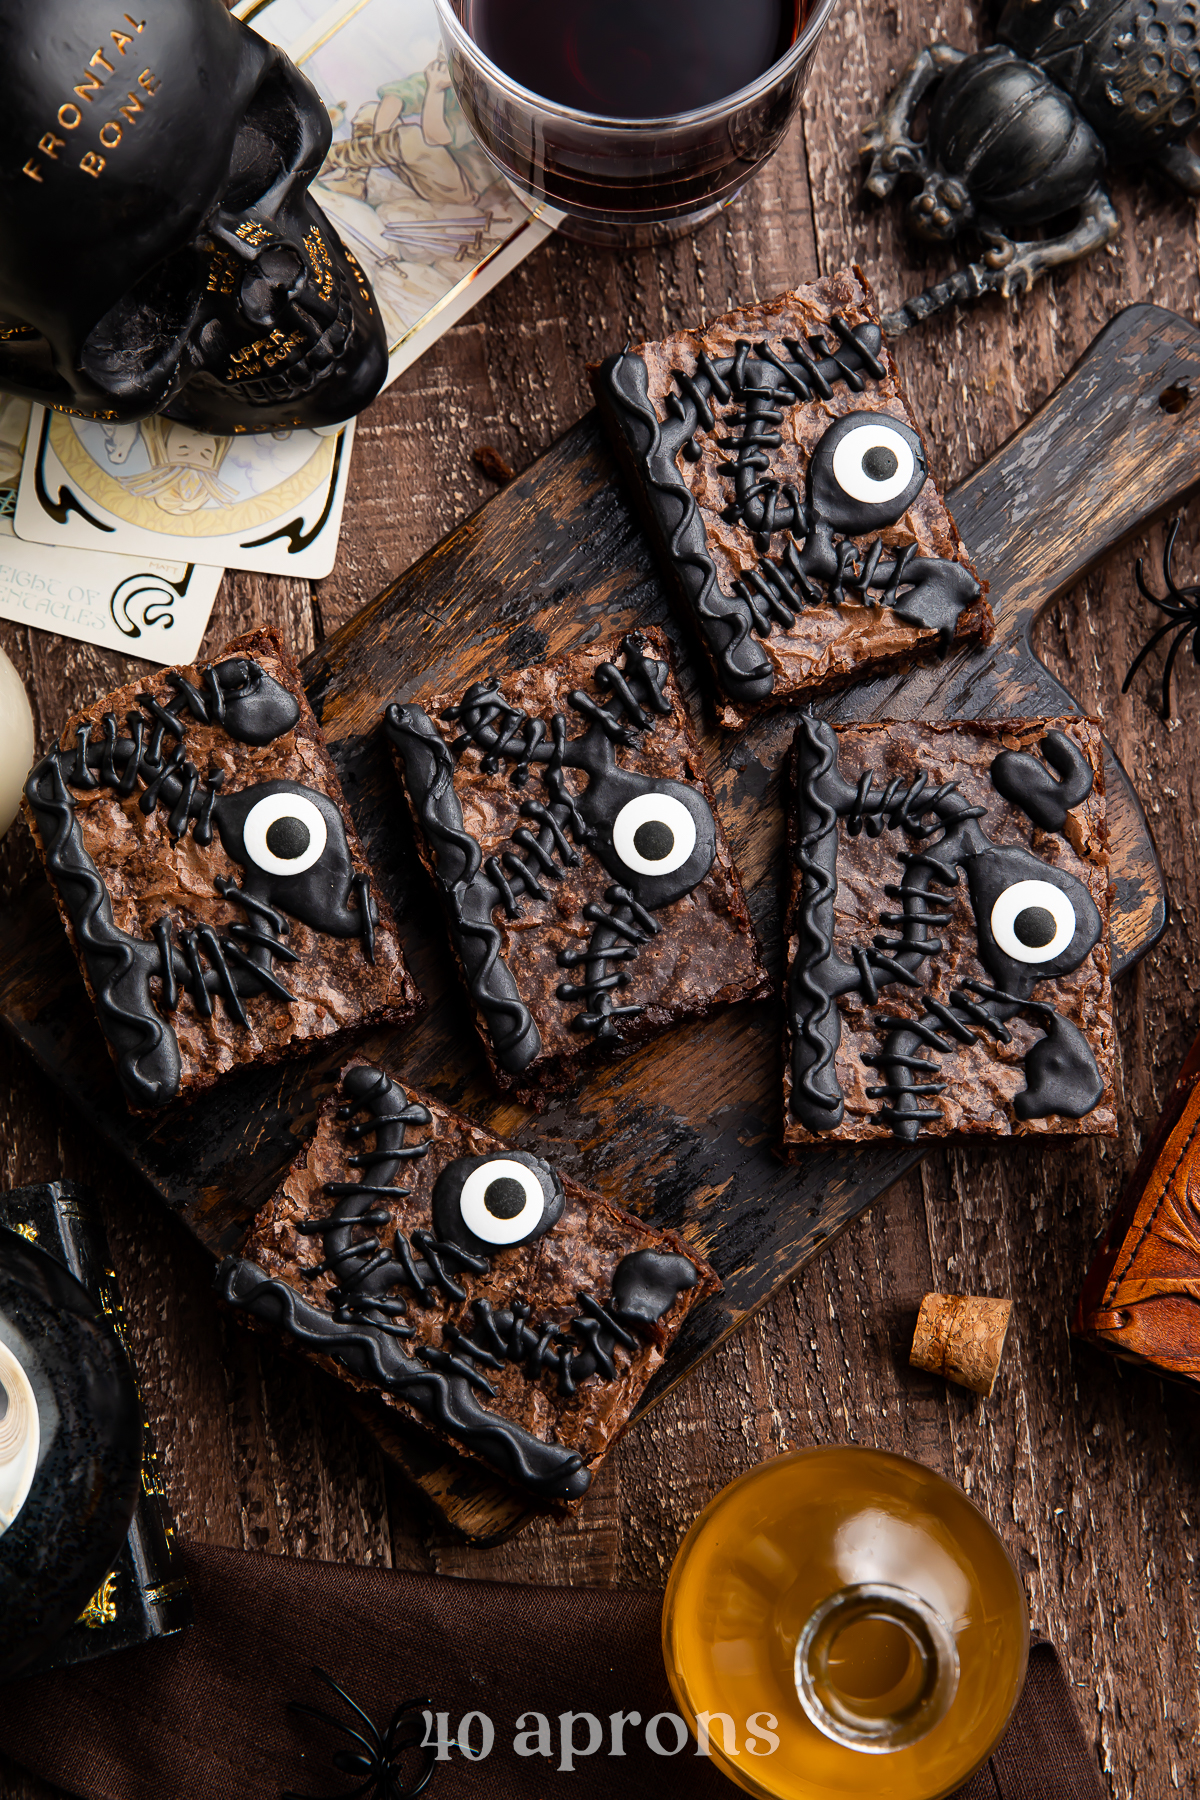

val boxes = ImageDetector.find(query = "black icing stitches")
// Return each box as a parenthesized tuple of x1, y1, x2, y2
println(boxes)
(732, 411, 933, 599)
(294, 1064, 447, 1338)
(724, 404, 979, 644)
(220, 1062, 706, 1500)
(387, 633, 732, 1076)
(26, 644, 386, 1109)
(786, 719, 1108, 1143)
(447, 1247, 698, 1402)
(787, 714, 981, 1133)
(592, 293, 987, 716)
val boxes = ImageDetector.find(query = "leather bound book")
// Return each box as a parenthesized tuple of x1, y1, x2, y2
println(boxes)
(1075, 1034, 1200, 1382)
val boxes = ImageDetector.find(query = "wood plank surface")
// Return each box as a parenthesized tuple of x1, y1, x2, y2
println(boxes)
(0, 304, 1187, 1541)
(4, 0, 1200, 1790)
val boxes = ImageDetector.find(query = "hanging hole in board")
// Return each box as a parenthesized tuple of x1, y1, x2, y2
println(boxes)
(1159, 383, 1190, 415)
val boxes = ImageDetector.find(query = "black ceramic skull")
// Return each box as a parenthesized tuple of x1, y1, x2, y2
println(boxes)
(0, 0, 387, 432)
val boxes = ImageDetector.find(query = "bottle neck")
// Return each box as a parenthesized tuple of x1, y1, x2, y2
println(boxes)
(794, 1582, 959, 1753)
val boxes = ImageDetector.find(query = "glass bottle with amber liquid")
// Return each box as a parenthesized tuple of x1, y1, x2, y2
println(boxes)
(662, 1447, 1028, 1800)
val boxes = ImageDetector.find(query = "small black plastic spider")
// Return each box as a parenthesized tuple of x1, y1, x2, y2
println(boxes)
(282, 1668, 441, 1800)
(1122, 516, 1200, 720)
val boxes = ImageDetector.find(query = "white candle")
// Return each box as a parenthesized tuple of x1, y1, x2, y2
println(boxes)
(0, 1338, 40, 1536)
(0, 645, 35, 839)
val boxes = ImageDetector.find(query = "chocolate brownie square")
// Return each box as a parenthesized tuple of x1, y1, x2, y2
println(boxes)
(591, 266, 992, 727)
(784, 716, 1115, 1148)
(23, 627, 420, 1112)
(384, 628, 767, 1107)
(218, 1061, 719, 1502)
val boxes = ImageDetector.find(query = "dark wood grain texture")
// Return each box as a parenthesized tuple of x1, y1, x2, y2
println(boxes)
(0, 306, 1186, 1542)
(4, 0, 1200, 1789)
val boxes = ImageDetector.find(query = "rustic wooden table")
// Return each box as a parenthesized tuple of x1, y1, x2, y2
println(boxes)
(4, 7, 1200, 1795)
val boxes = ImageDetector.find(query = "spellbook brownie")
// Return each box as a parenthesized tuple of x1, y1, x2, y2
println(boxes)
(23, 627, 420, 1111)
(783, 715, 1116, 1148)
(591, 266, 992, 726)
(218, 1062, 718, 1500)
(383, 628, 767, 1106)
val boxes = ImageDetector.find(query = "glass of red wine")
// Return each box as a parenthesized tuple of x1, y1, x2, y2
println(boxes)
(430, 0, 840, 243)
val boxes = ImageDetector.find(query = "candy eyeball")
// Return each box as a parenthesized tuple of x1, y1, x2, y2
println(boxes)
(611, 792, 697, 877)
(584, 771, 718, 906)
(432, 1152, 565, 1255)
(831, 421, 918, 506)
(809, 410, 928, 532)
(459, 1159, 546, 1245)
(989, 878, 1077, 964)
(240, 791, 328, 876)
(964, 844, 1102, 987)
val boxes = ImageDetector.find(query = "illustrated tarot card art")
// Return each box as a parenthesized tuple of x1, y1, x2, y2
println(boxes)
(285, 0, 560, 385)
(0, 396, 222, 662)
(231, 0, 334, 40)
(13, 407, 355, 580)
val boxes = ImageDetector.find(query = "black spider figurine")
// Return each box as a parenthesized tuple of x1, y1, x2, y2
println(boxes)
(283, 1668, 438, 1800)
(863, 0, 1200, 332)
(1122, 515, 1200, 718)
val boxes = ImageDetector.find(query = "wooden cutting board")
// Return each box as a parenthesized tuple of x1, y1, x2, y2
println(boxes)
(1, 302, 1195, 1541)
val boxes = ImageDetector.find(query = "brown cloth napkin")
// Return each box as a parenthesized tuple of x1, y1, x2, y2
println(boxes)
(0, 1539, 1104, 1800)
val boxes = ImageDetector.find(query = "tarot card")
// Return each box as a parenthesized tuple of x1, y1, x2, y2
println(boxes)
(286, 0, 560, 387)
(14, 407, 355, 580)
(231, 0, 334, 40)
(0, 397, 221, 663)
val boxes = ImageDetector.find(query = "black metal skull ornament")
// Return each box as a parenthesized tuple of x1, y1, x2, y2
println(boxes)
(0, 0, 387, 430)
(862, 0, 1200, 333)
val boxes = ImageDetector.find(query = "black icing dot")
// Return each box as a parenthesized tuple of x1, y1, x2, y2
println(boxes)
(1014, 905, 1058, 949)
(633, 819, 674, 862)
(265, 815, 311, 860)
(483, 1175, 527, 1220)
(862, 444, 899, 482)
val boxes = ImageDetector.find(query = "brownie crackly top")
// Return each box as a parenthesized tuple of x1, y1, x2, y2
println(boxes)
(384, 628, 766, 1105)
(219, 1062, 719, 1502)
(23, 627, 419, 1111)
(591, 266, 992, 726)
(784, 716, 1115, 1146)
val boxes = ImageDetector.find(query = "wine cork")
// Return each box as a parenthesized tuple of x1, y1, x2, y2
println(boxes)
(910, 1294, 1012, 1397)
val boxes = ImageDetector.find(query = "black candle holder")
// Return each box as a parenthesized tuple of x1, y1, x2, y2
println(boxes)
(0, 1180, 192, 1681)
